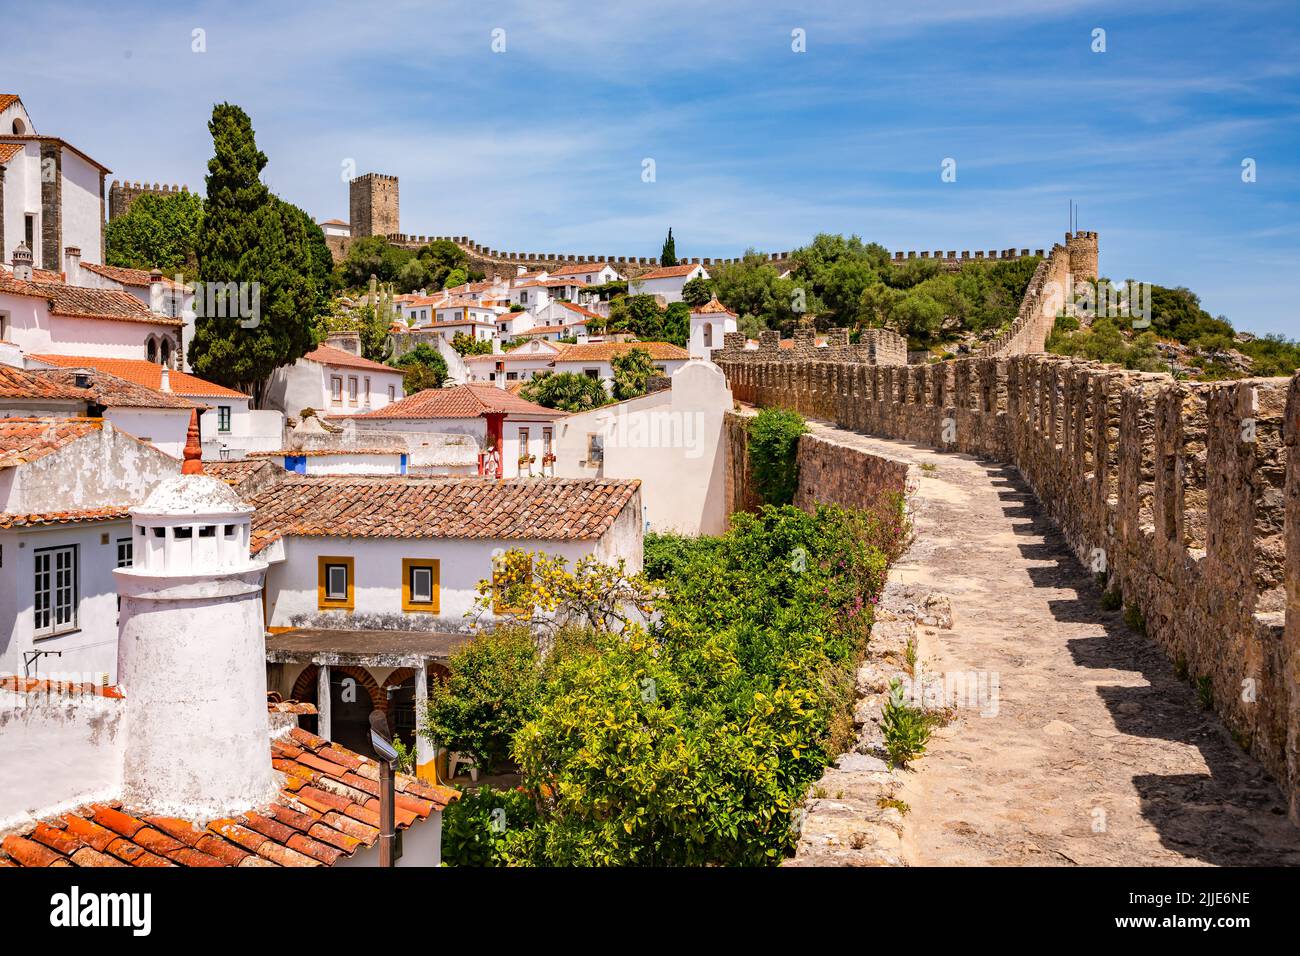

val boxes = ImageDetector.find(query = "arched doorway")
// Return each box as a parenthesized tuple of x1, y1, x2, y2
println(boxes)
(289, 664, 386, 755)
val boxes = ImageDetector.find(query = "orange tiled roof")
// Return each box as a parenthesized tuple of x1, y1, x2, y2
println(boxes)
(248, 447, 404, 457)
(0, 417, 103, 468)
(34, 367, 200, 409)
(32, 355, 248, 399)
(0, 726, 459, 868)
(0, 364, 90, 402)
(0, 143, 22, 164)
(692, 296, 736, 316)
(204, 458, 277, 492)
(249, 475, 640, 552)
(555, 341, 689, 362)
(78, 261, 187, 290)
(0, 506, 133, 530)
(0, 94, 19, 113)
(0, 273, 181, 326)
(554, 301, 602, 321)
(516, 278, 589, 289)
(358, 383, 562, 420)
(302, 343, 402, 374)
(549, 261, 611, 277)
(637, 263, 702, 280)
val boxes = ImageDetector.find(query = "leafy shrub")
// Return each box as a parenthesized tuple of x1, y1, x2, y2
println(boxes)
(441, 786, 539, 867)
(505, 502, 902, 866)
(1100, 589, 1122, 611)
(747, 408, 808, 506)
(424, 626, 541, 773)
(642, 532, 722, 581)
(519, 371, 609, 412)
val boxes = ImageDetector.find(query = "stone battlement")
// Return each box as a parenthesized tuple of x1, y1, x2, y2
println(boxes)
(716, 352, 1300, 820)
(107, 180, 191, 221)
(713, 326, 908, 366)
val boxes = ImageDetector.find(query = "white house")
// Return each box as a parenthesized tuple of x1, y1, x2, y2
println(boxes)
(1, 247, 187, 363)
(352, 382, 565, 478)
(254, 474, 643, 628)
(0, 363, 89, 417)
(631, 263, 708, 304)
(461, 338, 570, 386)
(0, 440, 458, 865)
(73, 259, 196, 369)
(548, 261, 624, 287)
(553, 360, 732, 535)
(317, 218, 351, 238)
(1, 94, 108, 271)
(689, 296, 738, 360)
(549, 341, 690, 390)
(264, 339, 406, 419)
(27, 354, 273, 459)
(250, 447, 409, 476)
(0, 416, 180, 684)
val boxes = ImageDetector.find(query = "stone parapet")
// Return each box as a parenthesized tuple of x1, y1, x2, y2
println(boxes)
(718, 352, 1300, 819)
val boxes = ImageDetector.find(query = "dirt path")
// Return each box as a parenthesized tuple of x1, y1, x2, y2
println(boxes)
(808, 421, 1300, 867)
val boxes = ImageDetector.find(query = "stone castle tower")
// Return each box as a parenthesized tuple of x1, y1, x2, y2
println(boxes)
(1066, 230, 1098, 283)
(349, 173, 399, 238)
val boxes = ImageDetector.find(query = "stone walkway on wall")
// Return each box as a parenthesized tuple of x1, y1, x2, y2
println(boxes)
(794, 420, 1300, 867)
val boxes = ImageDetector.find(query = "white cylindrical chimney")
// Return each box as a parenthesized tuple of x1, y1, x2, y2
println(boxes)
(114, 416, 274, 817)
(149, 269, 164, 313)
(11, 243, 33, 282)
(64, 246, 82, 284)
(159, 366, 171, 391)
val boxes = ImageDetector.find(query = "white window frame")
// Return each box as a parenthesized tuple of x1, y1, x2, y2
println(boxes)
(34, 544, 79, 638)
(409, 566, 434, 604)
(325, 564, 349, 601)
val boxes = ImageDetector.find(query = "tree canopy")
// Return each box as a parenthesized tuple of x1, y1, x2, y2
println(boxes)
(389, 343, 449, 393)
(104, 189, 204, 278)
(188, 103, 328, 402)
(520, 371, 609, 412)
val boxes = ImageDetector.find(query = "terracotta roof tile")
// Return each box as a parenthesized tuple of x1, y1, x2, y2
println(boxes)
(248, 475, 640, 552)
(357, 383, 562, 420)
(78, 261, 187, 290)
(636, 263, 703, 280)
(555, 341, 689, 362)
(0, 142, 22, 164)
(34, 367, 198, 410)
(549, 261, 613, 277)
(0, 416, 102, 467)
(0, 364, 90, 401)
(0, 272, 181, 326)
(32, 354, 248, 399)
(0, 728, 457, 868)
(302, 343, 401, 374)
(0, 506, 133, 530)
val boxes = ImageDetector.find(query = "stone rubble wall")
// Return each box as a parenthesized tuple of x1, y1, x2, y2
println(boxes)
(718, 353, 1300, 820)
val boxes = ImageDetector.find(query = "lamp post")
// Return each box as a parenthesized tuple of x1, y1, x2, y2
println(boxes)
(369, 709, 399, 868)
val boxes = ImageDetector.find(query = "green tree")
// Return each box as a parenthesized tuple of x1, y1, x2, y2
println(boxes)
(189, 103, 327, 403)
(336, 235, 415, 290)
(681, 275, 713, 307)
(607, 294, 664, 339)
(443, 267, 469, 290)
(520, 372, 609, 412)
(660, 227, 677, 266)
(611, 346, 656, 401)
(104, 189, 204, 278)
(747, 408, 808, 505)
(314, 299, 391, 362)
(389, 343, 448, 393)
(451, 331, 492, 356)
(663, 301, 691, 348)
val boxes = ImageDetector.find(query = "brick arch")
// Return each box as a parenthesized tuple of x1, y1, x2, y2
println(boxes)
(385, 663, 450, 695)
(290, 664, 389, 714)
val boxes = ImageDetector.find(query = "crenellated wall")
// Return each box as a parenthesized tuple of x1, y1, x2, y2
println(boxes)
(717, 352, 1300, 820)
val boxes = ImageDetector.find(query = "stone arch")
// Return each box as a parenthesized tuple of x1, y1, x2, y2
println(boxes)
(146, 335, 158, 364)
(289, 663, 387, 713)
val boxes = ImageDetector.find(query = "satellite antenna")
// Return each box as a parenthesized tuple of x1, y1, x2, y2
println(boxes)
(369, 709, 399, 867)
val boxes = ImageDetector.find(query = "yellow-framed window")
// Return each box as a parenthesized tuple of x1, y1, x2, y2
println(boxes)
(317, 556, 355, 611)
(402, 558, 440, 613)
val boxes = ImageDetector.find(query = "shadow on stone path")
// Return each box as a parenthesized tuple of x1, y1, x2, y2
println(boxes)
(808, 422, 1300, 867)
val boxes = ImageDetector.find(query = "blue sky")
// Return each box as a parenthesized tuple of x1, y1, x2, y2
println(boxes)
(6, 0, 1299, 335)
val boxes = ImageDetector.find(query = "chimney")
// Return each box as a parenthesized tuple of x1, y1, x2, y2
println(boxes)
(11, 243, 33, 282)
(64, 246, 82, 285)
(576, 332, 590, 345)
(114, 413, 274, 817)
(325, 330, 362, 356)
(149, 269, 164, 313)
(516, 265, 527, 277)
(159, 366, 172, 392)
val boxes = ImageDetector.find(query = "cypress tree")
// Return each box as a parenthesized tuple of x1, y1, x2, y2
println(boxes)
(190, 103, 327, 404)
(660, 227, 677, 267)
